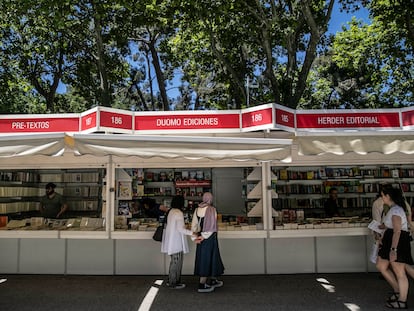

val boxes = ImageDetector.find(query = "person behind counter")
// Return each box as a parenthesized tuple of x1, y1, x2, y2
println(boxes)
(324, 187, 340, 217)
(141, 198, 168, 219)
(40, 182, 68, 219)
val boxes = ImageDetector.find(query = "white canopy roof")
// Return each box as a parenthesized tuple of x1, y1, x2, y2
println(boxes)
(0, 133, 66, 157)
(297, 133, 414, 156)
(71, 134, 292, 161)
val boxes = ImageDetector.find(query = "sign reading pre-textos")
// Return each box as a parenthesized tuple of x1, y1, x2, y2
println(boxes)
(0, 116, 79, 133)
(296, 111, 401, 129)
(135, 113, 240, 132)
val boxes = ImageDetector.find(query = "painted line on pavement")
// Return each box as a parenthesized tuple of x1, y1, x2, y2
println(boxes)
(137, 279, 163, 311)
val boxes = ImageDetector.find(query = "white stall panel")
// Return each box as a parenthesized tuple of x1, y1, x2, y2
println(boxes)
(115, 239, 165, 275)
(219, 238, 265, 274)
(0, 238, 19, 274)
(180, 240, 197, 275)
(267, 237, 315, 274)
(67, 239, 114, 275)
(316, 236, 366, 273)
(20, 239, 65, 274)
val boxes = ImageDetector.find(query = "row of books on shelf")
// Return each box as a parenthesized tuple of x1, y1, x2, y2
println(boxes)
(275, 167, 414, 180)
(0, 216, 105, 230)
(0, 185, 101, 198)
(0, 171, 101, 183)
(0, 171, 39, 182)
(126, 168, 212, 183)
(0, 200, 99, 214)
(276, 182, 414, 194)
(274, 198, 372, 209)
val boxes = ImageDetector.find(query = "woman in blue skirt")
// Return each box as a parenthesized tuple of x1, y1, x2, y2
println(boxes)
(192, 192, 225, 293)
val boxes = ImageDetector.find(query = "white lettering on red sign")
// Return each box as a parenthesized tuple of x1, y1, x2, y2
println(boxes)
(281, 114, 289, 123)
(251, 113, 262, 123)
(111, 116, 123, 125)
(156, 117, 219, 127)
(318, 116, 345, 125)
(317, 116, 380, 125)
(11, 121, 49, 129)
(157, 118, 181, 126)
(85, 117, 92, 126)
(346, 116, 380, 125)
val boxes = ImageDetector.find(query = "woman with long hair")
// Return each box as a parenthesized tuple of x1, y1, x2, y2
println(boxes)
(376, 187, 413, 309)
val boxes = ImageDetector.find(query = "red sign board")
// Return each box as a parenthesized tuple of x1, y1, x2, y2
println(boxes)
(241, 107, 273, 129)
(402, 110, 414, 127)
(275, 106, 295, 129)
(100, 110, 133, 131)
(135, 113, 240, 131)
(80, 111, 97, 131)
(0, 116, 79, 133)
(296, 111, 401, 129)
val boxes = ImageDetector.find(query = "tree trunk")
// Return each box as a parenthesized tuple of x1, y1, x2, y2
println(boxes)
(148, 41, 169, 111)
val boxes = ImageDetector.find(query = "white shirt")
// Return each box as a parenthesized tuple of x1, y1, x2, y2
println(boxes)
(161, 209, 193, 255)
(383, 205, 409, 231)
(372, 197, 384, 223)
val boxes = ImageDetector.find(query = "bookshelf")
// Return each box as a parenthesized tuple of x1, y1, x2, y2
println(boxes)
(115, 168, 212, 223)
(0, 168, 104, 220)
(272, 165, 414, 218)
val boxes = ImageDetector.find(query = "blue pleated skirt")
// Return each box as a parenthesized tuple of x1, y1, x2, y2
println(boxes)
(194, 232, 225, 277)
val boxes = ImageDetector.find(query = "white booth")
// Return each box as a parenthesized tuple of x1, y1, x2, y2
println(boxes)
(0, 105, 413, 275)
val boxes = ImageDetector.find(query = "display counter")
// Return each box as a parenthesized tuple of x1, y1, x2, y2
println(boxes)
(0, 226, 375, 275)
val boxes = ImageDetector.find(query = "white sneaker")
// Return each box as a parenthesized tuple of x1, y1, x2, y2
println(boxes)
(198, 283, 214, 293)
(209, 279, 223, 288)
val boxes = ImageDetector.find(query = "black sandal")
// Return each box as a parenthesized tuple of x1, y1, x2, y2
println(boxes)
(387, 292, 399, 303)
(386, 300, 407, 309)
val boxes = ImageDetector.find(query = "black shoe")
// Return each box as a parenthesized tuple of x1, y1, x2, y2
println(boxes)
(198, 283, 214, 293)
(386, 300, 407, 309)
(209, 279, 223, 288)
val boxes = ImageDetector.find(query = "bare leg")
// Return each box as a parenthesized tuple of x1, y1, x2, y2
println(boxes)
(376, 257, 399, 293)
(405, 264, 414, 279)
(200, 276, 207, 284)
(391, 262, 409, 302)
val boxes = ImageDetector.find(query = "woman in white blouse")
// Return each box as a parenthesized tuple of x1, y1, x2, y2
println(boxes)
(161, 195, 196, 289)
(376, 187, 413, 309)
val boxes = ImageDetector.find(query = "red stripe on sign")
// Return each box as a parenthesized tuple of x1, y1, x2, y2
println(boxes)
(100, 111, 133, 130)
(1, 117, 79, 133)
(242, 108, 273, 128)
(296, 112, 400, 129)
(135, 113, 240, 130)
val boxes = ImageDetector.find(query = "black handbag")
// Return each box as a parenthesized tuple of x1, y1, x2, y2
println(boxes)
(152, 209, 170, 242)
(152, 225, 164, 242)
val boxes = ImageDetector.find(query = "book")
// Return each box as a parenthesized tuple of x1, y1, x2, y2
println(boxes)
(368, 220, 385, 235)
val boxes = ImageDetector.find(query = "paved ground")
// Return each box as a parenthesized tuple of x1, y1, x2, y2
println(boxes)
(1, 273, 413, 310)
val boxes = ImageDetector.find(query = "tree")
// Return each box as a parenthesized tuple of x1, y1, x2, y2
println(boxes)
(169, 0, 337, 109)
(301, 8, 414, 108)
(0, 0, 77, 112)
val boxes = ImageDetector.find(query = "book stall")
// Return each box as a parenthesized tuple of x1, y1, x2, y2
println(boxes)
(0, 104, 413, 275)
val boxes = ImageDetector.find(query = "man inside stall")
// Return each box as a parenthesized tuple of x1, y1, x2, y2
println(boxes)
(324, 187, 340, 218)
